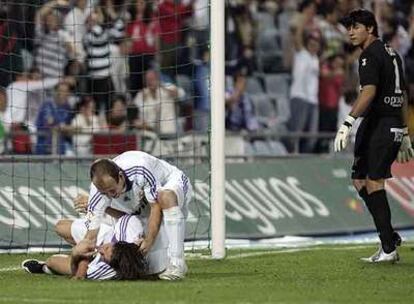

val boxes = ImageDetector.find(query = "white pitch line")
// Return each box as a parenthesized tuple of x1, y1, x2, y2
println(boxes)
(186, 244, 375, 260)
(0, 266, 21, 272)
(0, 298, 83, 304)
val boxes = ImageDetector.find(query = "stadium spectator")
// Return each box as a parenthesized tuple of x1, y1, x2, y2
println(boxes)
(155, 0, 194, 79)
(84, 7, 114, 114)
(72, 151, 193, 280)
(0, 88, 6, 153)
(189, 0, 209, 60)
(335, 9, 412, 263)
(71, 96, 103, 156)
(225, 71, 259, 132)
(99, 0, 128, 42)
(126, 0, 159, 97)
(286, 33, 321, 153)
(2, 71, 61, 154)
(133, 69, 185, 135)
(106, 94, 128, 132)
(285, 0, 320, 70)
(0, 10, 24, 88)
(317, 53, 345, 153)
(225, 1, 256, 75)
(64, 0, 92, 63)
(34, 0, 76, 78)
(35, 81, 74, 155)
(193, 48, 210, 132)
(110, 39, 129, 96)
(318, 3, 348, 60)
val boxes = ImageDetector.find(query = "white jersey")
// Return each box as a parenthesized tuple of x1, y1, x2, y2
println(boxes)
(86, 151, 190, 230)
(83, 215, 168, 280)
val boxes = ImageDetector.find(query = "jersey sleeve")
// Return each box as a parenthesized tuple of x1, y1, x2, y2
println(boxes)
(114, 215, 144, 242)
(86, 183, 111, 230)
(132, 168, 160, 204)
(395, 54, 407, 91)
(86, 256, 117, 280)
(359, 51, 380, 87)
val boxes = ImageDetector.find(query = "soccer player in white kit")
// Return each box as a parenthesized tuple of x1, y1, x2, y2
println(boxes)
(73, 151, 193, 280)
(22, 214, 169, 280)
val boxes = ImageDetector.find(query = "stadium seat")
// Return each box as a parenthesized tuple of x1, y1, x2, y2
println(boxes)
(250, 94, 277, 128)
(246, 76, 264, 95)
(92, 133, 138, 155)
(252, 140, 272, 156)
(264, 73, 290, 98)
(255, 29, 283, 73)
(268, 140, 288, 155)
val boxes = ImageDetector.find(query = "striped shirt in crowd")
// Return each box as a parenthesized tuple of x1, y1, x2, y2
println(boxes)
(109, 18, 126, 44)
(84, 24, 111, 78)
(35, 29, 71, 78)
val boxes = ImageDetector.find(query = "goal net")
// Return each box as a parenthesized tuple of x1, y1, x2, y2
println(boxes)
(0, 0, 212, 252)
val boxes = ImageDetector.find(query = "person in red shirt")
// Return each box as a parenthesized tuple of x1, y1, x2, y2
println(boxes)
(126, 0, 160, 97)
(154, 0, 194, 78)
(317, 53, 345, 152)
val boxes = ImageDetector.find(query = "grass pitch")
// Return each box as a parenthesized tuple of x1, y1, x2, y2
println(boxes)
(1, 244, 414, 304)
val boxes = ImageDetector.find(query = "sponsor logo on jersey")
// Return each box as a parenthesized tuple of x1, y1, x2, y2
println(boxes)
(384, 96, 403, 107)
(361, 58, 367, 66)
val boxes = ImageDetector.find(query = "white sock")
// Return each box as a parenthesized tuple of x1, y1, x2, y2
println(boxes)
(42, 264, 53, 275)
(163, 206, 185, 267)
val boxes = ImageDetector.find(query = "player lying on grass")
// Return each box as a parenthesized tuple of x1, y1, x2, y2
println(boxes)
(22, 214, 169, 280)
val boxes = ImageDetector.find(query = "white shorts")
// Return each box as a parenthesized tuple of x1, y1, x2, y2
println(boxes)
(160, 171, 193, 218)
(71, 218, 114, 245)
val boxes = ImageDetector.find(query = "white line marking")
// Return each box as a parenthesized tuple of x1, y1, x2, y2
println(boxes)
(0, 298, 84, 303)
(0, 266, 20, 272)
(186, 244, 375, 260)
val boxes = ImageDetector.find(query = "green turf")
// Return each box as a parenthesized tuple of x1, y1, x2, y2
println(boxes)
(1, 244, 414, 304)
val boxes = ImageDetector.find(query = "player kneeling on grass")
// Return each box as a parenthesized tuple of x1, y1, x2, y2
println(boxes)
(74, 151, 192, 280)
(22, 214, 169, 280)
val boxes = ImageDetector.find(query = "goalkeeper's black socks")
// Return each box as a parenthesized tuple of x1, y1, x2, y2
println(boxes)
(365, 189, 395, 254)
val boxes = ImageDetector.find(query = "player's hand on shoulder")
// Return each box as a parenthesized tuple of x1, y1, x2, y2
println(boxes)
(396, 128, 414, 163)
(334, 115, 356, 152)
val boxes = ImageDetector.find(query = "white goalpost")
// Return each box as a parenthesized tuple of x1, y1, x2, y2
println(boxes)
(210, 0, 226, 259)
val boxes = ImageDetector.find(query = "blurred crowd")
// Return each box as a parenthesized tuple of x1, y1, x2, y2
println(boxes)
(0, 0, 413, 156)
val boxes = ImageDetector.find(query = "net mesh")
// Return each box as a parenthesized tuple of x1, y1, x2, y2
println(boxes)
(0, 0, 211, 252)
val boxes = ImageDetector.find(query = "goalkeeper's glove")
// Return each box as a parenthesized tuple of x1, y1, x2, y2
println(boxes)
(396, 127, 414, 163)
(334, 115, 356, 152)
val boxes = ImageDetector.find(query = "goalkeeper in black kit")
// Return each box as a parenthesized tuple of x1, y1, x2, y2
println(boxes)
(334, 9, 414, 262)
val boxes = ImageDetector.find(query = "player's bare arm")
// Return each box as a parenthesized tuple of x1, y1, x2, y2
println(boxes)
(138, 202, 162, 255)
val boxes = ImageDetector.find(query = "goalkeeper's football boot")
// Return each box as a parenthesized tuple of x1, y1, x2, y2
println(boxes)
(360, 247, 399, 263)
(159, 261, 188, 281)
(393, 231, 402, 247)
(21, 259, 46, 274)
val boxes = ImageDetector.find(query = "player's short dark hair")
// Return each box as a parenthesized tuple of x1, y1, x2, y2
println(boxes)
(90, 159, 121, 182)
(341, 9, 378, 37)
(109, 241, 148, 280)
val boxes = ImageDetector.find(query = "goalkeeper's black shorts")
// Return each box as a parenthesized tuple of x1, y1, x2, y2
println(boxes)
(351, 115, 404, 180)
